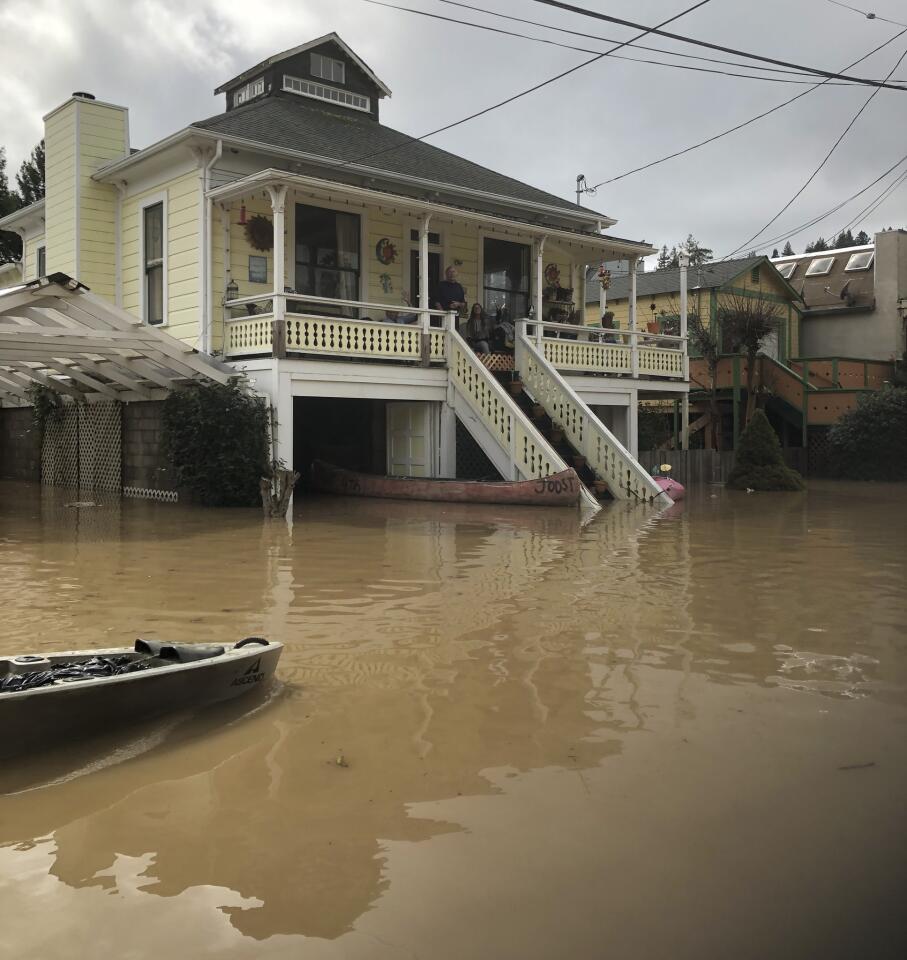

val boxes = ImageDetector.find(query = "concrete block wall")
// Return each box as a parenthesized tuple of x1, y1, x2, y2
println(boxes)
(0, 408, 41, 480)
(122, 401, 176, 491)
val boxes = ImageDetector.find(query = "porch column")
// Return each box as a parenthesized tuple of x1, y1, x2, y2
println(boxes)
(439, 400, 457, 478)
(267, 185, 288, 354)
(628, 388, 639, 458)
(534, 236, 547, 321)
(419, 213, 432, 324)
(599, 261, 607, 316)
(628, 255, 639, 378)
(679, 250, 690, 450)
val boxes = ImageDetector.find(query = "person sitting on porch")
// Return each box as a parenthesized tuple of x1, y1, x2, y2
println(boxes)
(492, 308, 515, 353)
(465, 303, 491, 354)
(385, 291, 419, 324)
(435, 266, 467, 315)
(599, 312, 619, 343)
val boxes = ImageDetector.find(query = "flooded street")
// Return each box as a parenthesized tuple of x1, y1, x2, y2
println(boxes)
(0, 480, 905, 959)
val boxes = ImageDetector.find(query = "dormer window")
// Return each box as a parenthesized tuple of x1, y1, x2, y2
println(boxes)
(233, 76, 265, 107)
(283, 74, 370, 112)
(311, 52, 345, 84)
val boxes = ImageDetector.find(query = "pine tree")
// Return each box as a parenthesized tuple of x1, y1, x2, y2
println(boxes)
(771, 248, 779, 258)
(804, 242, 815, 253)
(683, 233, 713, 267)
(727, 410, 805, 491)
(656, 245, 671, 269)
(16, 140, 45, 205)
(812, 236, 829, 252)
(834, 229, 854, 249)
(782, 241, 794, 256)
(0, 148, 23, 264)
(854, 230, 871, 245)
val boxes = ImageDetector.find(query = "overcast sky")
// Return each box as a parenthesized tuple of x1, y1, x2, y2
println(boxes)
(1, 0, 904, 264)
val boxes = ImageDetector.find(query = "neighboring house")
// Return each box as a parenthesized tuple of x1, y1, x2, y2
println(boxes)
(771, 230, 907, 362)
(585, 255, 804, 364)
(0, 33, 688, 506)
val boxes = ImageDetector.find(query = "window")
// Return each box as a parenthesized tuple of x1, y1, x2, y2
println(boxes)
(311, 52, 345, 84)
(776, 262, 796, 280)
(750, 265, 760, 283)
(410, 229, 442, 246)
(283, 75, 370, 112)
(233, 76, 264, 107)
(805, 256, 835, 276)
(845, 251, 874, 271)
(143, 202, 164, 325)
(249, 255, 268, 284)
(483, 238, 530, 321)
(294, 203, 361, 313)
(36, 245, 45, 277)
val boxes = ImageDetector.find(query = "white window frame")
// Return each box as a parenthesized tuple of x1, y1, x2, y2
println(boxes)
(283, 74, 370, 113)
(36, 245, 46, 278)
(805, 256, 835, 277)
(311, 52, 345, 84)
(844, 251, 874, 272)
(776, 262, 796, 279)
(233, 76, 265, 107)
(139, 191, 168, 327)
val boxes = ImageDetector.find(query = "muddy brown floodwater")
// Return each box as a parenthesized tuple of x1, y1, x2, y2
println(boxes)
(0, 479, 905, 959)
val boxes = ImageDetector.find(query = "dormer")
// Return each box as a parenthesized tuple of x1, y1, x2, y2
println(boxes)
(214, 32, 391, 121)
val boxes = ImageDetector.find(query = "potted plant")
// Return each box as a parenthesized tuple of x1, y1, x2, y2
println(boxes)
(550, 423, 564, 444)
(507, 375, 523, 396)
(531, 402, 545, 420)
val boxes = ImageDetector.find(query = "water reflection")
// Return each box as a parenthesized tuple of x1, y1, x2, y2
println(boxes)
(0, 480, 905, 956)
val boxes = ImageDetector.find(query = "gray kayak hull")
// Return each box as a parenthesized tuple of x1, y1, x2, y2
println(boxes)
(0, 640, 282, 760)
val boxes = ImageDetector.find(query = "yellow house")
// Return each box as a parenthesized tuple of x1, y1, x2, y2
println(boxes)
(0, 33, 692, 507)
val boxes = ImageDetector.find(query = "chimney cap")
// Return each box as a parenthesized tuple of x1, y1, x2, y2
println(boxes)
(72, 91, 95, 100)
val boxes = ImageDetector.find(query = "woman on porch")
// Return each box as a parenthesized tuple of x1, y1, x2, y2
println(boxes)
(465, 303, 492, 354)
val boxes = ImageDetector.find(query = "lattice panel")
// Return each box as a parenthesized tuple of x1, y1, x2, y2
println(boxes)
(808, 426, 832, 476)
(479, 352, 515, 372)
(124, 486, 179, 502)
(79, 402, 122, 492)
(41, 405, 79, 487)
(455, 418, 501, 480)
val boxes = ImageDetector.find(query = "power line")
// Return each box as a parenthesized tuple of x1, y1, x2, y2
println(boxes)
(337, 0, 713, 172)
(723, 41, 907, 257)
(590, 27, 907, 189)
(363, 0, 856, 86)
(832, 166, 907, 235)
(528, 0, 907, 90)
(434, 0, 848, 82)
(825, 0, 907, 29)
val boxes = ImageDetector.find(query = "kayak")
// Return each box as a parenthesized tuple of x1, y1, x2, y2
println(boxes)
(0, 637, 282, 760)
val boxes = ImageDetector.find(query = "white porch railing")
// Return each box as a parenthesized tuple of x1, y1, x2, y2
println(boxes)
(447, 323, 600, 511)
(223, 293, 448, 362)
(529, 320, 686, 379)
(516, 322, 671, 505)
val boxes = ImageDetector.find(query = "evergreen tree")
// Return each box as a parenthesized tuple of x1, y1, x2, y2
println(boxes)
(804, 242, 815, 253)
(16, 140, 45, 205)
(828, 386, 907, 481)
(782, 241, 794, 256)
(727, 410, 804, 491)
(854, 230, 871, 245)
(834, 229, 854, 249)
(0, 148, 23, 264)
(812, 236, 829, 251)
(656, 245, 672, 269)
(771, 248, 779, 258)
(683, 233, 713, 267)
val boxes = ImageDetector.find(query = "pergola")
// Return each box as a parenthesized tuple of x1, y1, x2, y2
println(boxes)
(0, 274, 233, 405)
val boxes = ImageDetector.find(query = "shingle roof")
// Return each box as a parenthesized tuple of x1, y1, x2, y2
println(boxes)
(193, 95, 604, 223)
(771, 248, 875, 311)
(586, 256, 765, 304)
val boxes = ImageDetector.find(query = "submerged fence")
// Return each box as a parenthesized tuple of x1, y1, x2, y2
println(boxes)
(638, 448, 808, 487)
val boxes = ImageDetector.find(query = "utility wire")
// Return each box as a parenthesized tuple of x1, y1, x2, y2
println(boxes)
(590, 27, 907, 189)
(364, 0, 858, 86)
(723, 41, 907, 257)
(434, 0, 846, 82)
(528, 0, 907, 90)
(825, 0, 907, 29)
(832, 166, 907, 235)
(336, 0, 713, 172)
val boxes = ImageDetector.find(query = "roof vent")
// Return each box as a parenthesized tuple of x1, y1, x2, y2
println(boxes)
(72, 91, 96, 100)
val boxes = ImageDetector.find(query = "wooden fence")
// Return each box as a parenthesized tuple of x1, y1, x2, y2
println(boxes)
(639, 448, 807, 487)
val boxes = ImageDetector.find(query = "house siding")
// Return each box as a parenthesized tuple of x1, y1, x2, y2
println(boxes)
(22, 233, 46, 281)
(44, 105, 78, 276)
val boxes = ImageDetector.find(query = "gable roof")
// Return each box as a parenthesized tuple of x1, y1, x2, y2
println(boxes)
(586, 256, 800, 304)
(214, 32, 392, 98)
(193, 95, 611, 226)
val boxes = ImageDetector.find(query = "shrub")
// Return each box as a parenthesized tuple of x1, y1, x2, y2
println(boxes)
(162, 379, 270, 506)
(727, 410, 804, 491)
(828, 385, 907, 481)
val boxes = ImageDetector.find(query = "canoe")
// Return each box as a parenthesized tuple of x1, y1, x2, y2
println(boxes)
(311, 460, 581, 507)
(654, 477, 685, 500)
(0, 637, 282, 760)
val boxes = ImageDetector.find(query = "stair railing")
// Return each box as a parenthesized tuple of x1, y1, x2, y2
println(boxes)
(446, 319, 600, 512)
(516, 321, 671, 506)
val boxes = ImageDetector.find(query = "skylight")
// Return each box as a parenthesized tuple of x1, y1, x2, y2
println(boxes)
(776, 262, 796, 279)
(805, 257, 835, 276)
(844, 251, 874, 271)
(283, 74, 370, 112)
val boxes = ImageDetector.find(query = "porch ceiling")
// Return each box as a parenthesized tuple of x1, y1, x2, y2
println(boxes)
(0, 275, 234, 406)
(207, 169, 655, 261)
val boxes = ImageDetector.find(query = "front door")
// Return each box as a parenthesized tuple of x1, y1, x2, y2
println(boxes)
(409, 250, 442, 309)
(387, 402, 434, 477)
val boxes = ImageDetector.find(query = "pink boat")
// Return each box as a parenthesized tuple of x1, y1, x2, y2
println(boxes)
(654, 476, 686, 500)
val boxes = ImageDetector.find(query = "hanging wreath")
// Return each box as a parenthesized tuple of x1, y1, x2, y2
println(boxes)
(544, 263, 561, 286)
(245, 214, 274, 251)
(375, 238, 398, 265)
